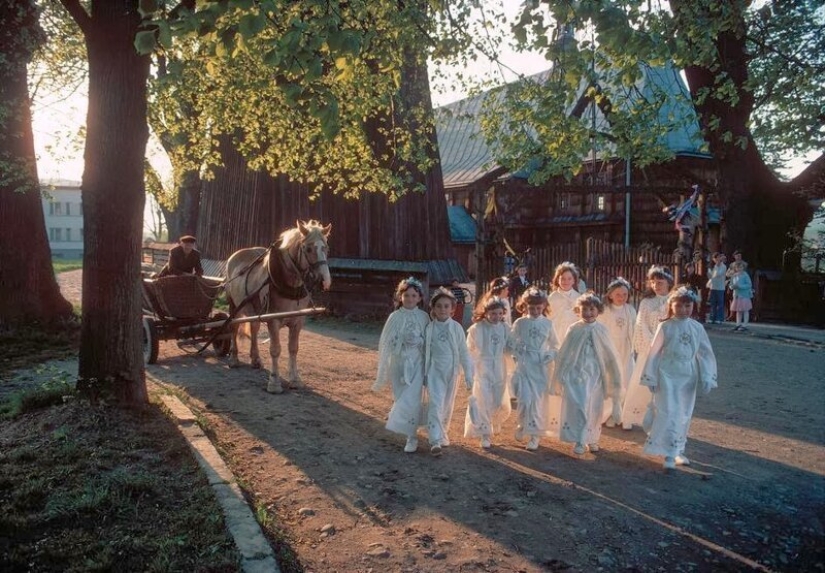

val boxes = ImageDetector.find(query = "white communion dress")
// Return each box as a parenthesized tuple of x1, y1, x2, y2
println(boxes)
(464, 320, 512, 438)
(641, 317, 718, 458)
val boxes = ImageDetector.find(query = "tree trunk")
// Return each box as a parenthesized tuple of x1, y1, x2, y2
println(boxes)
(0, 0, 73, 325)
(73, 0, 150, 404)
(675, 0, 813, 268)
(163, 167, 201, 241)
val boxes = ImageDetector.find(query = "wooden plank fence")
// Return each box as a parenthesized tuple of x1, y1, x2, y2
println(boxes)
(479, 238, 678, 308)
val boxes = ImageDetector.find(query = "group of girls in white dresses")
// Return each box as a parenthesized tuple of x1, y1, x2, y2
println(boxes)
(373, 263, 717, 469)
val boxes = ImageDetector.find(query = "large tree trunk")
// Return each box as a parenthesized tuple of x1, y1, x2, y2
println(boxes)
(163, 167, 201, 241)
(675, 0, 814, 268)
(67, 0, 150, 403)
(0, 0, 73, 325)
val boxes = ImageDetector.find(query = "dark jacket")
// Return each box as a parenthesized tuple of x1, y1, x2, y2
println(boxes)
(159, 245, 203, 277)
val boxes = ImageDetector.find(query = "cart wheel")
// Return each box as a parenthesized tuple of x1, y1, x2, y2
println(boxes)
(211, 312, 232, 357)
(143, 317, 159, 364)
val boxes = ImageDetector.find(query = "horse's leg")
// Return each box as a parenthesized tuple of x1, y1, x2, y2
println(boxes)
(228, 302, 240, 368)
(286, 319, 303, 389)
(266, 320, 284, 394)
(249, 321, 262, 369)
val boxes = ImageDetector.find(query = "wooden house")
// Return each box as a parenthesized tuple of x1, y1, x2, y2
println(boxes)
(434, 64, 723, 285)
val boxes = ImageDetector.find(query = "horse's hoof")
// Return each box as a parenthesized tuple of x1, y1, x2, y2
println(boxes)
(251, 360, 263, 370)
(288, 378, 304, 390)
(266, 381, 284, 394)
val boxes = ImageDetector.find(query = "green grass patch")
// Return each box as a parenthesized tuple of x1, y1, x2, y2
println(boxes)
(0, 400, 241, 572)
(0, 322, 80, 377)
(52, 258, 83, 274)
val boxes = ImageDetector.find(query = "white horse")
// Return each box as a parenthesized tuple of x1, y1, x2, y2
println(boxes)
(224, 220, 332, 393)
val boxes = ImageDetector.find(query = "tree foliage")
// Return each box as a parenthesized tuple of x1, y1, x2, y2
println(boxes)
(137, 0, 502, 200)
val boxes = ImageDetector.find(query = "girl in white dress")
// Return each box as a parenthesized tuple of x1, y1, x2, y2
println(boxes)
(552, 293, 622, 455)
(484, 276, 513, 325)
(597, 278, 637, 426)
(372, 277, 431, 453)
(509, 288, 560, 451)
(464, 297, 512, 449)
(621, 266, 673, 430)
(547, 262, 581, 344)
(642, 286, 718, 469)
(424, 288, 474, 456)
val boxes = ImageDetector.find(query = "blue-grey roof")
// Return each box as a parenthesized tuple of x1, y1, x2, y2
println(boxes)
(447, 205, 477, 244)
(435, 63, 710, 189)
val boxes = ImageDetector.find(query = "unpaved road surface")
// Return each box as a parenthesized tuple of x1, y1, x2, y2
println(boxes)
(146, 317, 824, 573)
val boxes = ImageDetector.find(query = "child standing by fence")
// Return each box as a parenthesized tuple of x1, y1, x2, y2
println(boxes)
(372, 277, 431, 453)
(622, 266, 674, 430)
(464, 296, 512, 449)
(728, 264, 754, 331)
(641, 286, 717, 469)
(597, 278, 637, 427)
(548, 262, 581, 344)
(424, 288, 474, 456)
(552, 293, 622, 455)
(509, 288, 560, 451)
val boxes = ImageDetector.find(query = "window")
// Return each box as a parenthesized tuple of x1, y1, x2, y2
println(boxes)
(597, 195, 605, 211)
(66, 228, 72, 242)
(49, 202, 63, 216)
(559, 193, 569, 209)
(65, 202, 71, 216)
(49, 228, 63, 242)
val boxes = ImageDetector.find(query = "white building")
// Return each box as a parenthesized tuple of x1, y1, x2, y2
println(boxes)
(41, 179, 83, 258)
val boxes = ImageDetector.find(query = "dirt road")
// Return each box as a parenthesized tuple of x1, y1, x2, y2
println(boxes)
(143, 316, 824, 573)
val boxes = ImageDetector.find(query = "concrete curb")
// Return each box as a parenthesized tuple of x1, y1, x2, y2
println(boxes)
(157, 392, 281, 573)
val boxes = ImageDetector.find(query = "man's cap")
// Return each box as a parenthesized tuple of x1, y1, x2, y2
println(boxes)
(179, 235, 197, 243)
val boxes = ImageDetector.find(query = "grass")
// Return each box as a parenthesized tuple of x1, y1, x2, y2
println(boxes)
(0, 326, 242, 572)
(52, 258, 83, 274)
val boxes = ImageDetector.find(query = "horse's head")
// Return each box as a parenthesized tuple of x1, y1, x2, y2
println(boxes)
(298, 220, 332, 290)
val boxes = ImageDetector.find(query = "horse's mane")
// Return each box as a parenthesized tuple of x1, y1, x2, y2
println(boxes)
(278, 220, 325, 250)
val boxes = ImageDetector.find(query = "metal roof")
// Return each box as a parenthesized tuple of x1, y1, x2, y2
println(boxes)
(435, 63, 710, 189)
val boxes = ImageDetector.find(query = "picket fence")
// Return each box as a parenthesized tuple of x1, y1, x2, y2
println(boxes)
(481, 238, 679, 307)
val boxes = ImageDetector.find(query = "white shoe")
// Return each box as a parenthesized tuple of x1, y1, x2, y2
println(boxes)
(404, 437, 418, 453)
(605, 419, 616, 428)
(526, 436, 539, 451)
(430, 444, 442, 456)
(675, 455, 690, 466)
(664, 456, 676, 469)
(573, 443, 585, 455)
(622, 424, 632, 431)
(588, 443, 599, 452)
(440, 437, 450, 447)
(514, 426, 525, 442)
(480, 436, 492, 449)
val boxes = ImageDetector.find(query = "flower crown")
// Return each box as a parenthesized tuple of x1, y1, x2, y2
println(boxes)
(402, 276, 423, 290)
(647, 265, 674, 283)
(606, 277, 632, 293)
(483, 296, 507, 311)
(430, 286, 456, 304)
(524, 286, 547, 299)
(668, 285, 700, 304)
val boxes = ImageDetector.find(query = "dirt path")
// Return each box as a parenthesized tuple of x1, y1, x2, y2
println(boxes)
(147, 317, 824, 573)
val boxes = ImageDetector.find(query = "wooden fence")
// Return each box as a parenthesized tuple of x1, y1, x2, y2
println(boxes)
(479, 238, 679, 307)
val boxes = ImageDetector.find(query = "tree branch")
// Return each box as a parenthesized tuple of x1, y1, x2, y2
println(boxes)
(57, 0, 92, 36)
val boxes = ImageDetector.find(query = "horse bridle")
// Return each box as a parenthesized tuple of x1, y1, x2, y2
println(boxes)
(265, 236, 329, 300)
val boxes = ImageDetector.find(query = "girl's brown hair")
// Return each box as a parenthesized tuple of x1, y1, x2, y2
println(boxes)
(551, 261, 580, 290)
(472, 296, 507, 323)
(574, 291, 604, 315)
(393, 276, 424, 309)
(429, 287, 456, 319)
(515, 287, 549, 316)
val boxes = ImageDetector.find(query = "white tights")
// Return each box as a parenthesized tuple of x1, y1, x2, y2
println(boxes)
(736, 310, 750, 326)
